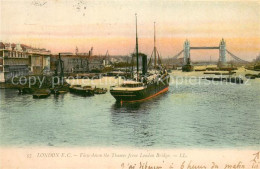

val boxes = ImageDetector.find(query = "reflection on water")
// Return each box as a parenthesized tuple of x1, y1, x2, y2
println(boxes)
(110, 96, 167, 147)
(0, 77, 260, 148)
(112, 102, 142, 111)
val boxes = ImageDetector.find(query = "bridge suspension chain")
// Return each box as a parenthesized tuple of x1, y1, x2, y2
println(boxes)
(226, 50, 249, 63)
(171, 50, 184, 59)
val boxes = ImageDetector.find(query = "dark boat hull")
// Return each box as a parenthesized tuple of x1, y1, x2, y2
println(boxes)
(204, 77, 243, 84)
(182, 64, 194, 72)
(33, 93, 51, 99)
(94, 88, 107, 94)
(110, 76, 170, 102)
(17, 87, 34, 94)
(69, 87, 94, 96)
(33, 89, 51, 99)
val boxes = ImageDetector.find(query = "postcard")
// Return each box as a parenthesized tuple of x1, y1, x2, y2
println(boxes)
(0, 0, 259, 168)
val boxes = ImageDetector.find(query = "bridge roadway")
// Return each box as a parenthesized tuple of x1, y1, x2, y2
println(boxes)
(190, 47, 219, 50)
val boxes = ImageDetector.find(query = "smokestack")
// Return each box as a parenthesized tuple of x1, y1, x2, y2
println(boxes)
(142, 54, 147, 75)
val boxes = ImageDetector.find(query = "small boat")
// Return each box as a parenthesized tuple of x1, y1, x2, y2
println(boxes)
(203, 71, 235, 75)
(216, 72, 236, 75)
(52, 88, 68, 95)
(195, 69, 206, 71)
(204, 72, 218, 75)
(69, 85, 94, 96)
(50, 85, 69, 95)
(245, 74, 258, 79)
(182, 58, 194, 72)
(204, 77, 243, 84)
(18, 87, 33, 94)
(33, 89, 51, 99)
(94, 87, 107, 94)
(254, 64, 260, 71)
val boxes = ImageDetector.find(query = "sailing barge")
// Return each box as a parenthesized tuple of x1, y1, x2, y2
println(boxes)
(110, 15, 170, 102)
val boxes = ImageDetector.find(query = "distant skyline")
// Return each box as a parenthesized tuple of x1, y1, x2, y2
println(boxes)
(1, 0, 260, 61)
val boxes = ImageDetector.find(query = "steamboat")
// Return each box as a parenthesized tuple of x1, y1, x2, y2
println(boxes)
(110, 15, 170, 102)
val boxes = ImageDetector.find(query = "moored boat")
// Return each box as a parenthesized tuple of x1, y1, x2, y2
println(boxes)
(69, 85, 94, 96)
(50, 85, 69, 95)
(182, 58, 194, 72)
(204, 71, 236, 75)
(110, 73, 170, 102)
(110, 15, 170, 102)
(33, 89, 51, 99)
(18, 87, 34, 94)
(94, 87, 107, 94)
(245, 74, 258, 79)
(204, 77, 243, 84)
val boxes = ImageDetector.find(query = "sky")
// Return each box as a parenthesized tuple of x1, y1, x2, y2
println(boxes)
(1, 0, 260, 61)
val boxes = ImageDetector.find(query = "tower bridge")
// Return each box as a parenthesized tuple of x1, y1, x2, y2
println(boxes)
(171, 38, 249, 66)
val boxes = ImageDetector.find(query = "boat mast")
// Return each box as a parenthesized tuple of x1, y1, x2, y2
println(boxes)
(135, 13, 139, 81)
(154, 22, 157, 69)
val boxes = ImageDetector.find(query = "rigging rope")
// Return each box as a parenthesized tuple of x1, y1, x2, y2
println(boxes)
(171, 50, 184, 59)
(226, 50, 249, 63)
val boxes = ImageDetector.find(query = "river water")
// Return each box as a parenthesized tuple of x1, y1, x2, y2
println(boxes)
(0, 70, 260, 148)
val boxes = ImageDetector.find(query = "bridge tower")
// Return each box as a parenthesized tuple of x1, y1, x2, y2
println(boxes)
(218, 38, 226, 66)
(183, 39, 190, 64)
